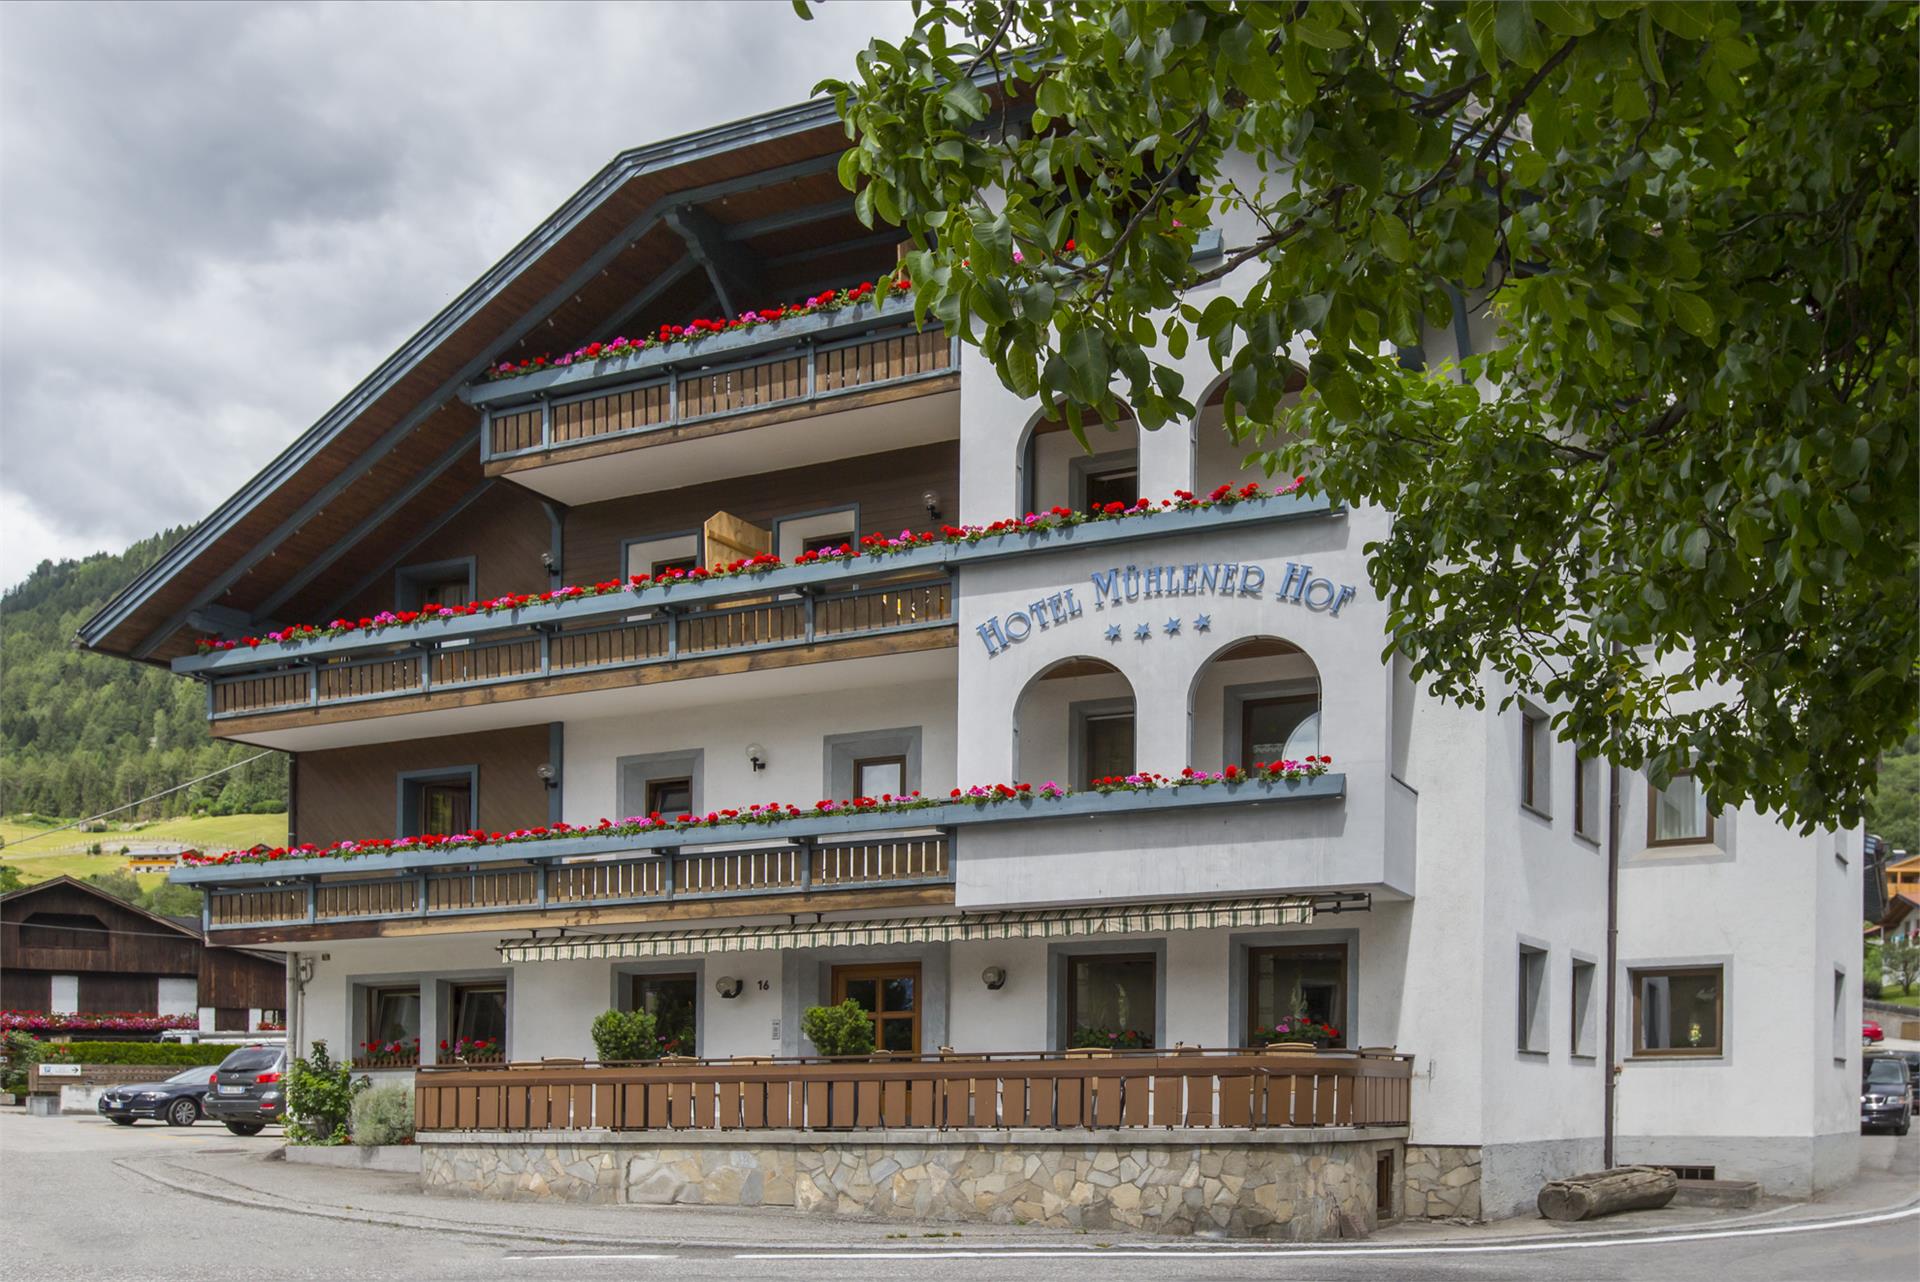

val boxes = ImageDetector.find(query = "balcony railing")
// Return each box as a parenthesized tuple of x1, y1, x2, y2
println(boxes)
(466, 293, 956, 463)
(203, 575, 952, 721)
(204, 832, 953, 930)
(413, 1047, 1413, 1133)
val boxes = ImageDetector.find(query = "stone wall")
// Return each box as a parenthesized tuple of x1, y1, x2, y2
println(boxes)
(1402, 1144, 1482, 1220)
(422, 1127, 1409, 1239)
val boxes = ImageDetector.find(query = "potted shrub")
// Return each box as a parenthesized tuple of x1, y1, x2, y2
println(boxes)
(800, 1000, 875, 1058)
(589, 1008, 660, 1063)
(1068, 1027, 1152, 1053)
(1251, 1020, 1340, 1049)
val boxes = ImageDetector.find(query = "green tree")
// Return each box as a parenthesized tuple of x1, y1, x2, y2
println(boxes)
(1867, 736, 1920, 854)
(83, 870, 143, 904)
(144, 881, 205, 920)
(1883, 939, 1920, 995)
(811, 0, 1917, 830)
(0, 866, 24, 893)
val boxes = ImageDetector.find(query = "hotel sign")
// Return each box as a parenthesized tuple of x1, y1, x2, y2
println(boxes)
(976, 561, 1359, 656)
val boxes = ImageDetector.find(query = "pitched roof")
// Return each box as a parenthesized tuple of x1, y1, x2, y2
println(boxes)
(76, 96, 878, 663)
(0, 875, 203, 939)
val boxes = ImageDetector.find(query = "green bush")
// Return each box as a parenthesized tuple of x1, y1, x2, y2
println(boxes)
(349, 1084, 415, 1147)
(800, 1000, 875, 1057)
(285, 1040, 366, 1146)
(590, 1008, 660, 1063)
(38, 1041, 241, 1067)
(1, 1031, 45, 1094)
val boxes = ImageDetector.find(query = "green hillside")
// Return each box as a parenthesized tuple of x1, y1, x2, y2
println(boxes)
(0, 528, 287, 850)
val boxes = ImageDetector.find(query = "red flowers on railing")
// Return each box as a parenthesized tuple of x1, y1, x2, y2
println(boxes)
(356, 1037, 420, 1068)
(482, 278, 913, 382)
(1, 1011, 199, 1033)
(181, 758, 1333, 871)
(191, 480, 1304, 654)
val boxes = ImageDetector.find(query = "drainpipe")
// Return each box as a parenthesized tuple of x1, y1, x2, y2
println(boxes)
(286, 952, 306, 1058)
(1603, 758, 1621, 1167)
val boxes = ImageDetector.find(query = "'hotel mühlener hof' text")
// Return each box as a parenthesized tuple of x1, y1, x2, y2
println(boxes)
(975, 561, 1360, 656)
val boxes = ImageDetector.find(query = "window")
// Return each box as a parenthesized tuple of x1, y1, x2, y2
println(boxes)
(1574, 751, 1600, 841)
(1243, 695, 1319, 768)
(626, 973, 698, 1056)
(646, 777, 693, 818)
(801, 533, 851, 556)
(833, 963, 921, 1054)
(1247, 943, 1347, 1046)
(1518, 945, 1549, 1054)
(1832, 969, 1847, 1062)
(775, 507, 859, 562)
(1083, 464, 1139, 510)
(1066, 952, 1156, 1048)
(447, 983, 507, 1060)
(1082, 711, 1135, 787)
(364, 986, 421, 1063)
(1571, 958, 1597, 1057)
(1630, 966, 1724, 1057)
(18, 913, 107, 951)
(400, 771, 474, 837)
(396, 560, 475, 611)
(1520, 708, 1551, 816)
(1648, 772, 1714, 845)
(853, 755, 906, 799)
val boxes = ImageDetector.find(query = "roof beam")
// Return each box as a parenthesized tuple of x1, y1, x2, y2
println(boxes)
(125, 155, 848, 660)
(665, 204, 762, 316)
(722, 197, 854, 241)
(316, 477, 496, 622)
(252, 426, 482, 620)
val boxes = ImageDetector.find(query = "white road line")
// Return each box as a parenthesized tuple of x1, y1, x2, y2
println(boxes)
(510, 1254, 677, 1261)
(718, 1201, 1920, 1261)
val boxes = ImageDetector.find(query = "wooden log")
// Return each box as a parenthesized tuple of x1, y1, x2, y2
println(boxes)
(1536, 1166, 1679, 1221)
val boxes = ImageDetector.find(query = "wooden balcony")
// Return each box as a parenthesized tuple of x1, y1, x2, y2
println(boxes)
(203, 832, 953, 940)
(466, 293, 956, 473)
(202, 575, 953, 730)
(414, 1047, 1412, 1133)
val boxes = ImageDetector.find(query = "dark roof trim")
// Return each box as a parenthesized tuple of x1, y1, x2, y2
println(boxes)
(78, 95, 850, 657)
(0, 874, 205, 940)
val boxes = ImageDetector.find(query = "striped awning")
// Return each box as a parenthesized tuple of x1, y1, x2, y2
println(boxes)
(498, 896, 1316, 962)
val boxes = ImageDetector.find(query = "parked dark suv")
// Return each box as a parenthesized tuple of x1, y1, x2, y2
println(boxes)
(202, 1045, 287, 1135)
(1860, 1055, 1912, 1136)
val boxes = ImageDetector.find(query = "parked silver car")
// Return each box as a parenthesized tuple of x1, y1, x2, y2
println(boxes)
(201, 1045, 286, 1136)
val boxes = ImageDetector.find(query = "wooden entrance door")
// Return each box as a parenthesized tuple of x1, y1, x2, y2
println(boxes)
(832, 962, 922, 1055)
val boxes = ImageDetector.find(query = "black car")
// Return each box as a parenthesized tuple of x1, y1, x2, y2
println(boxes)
(1860, 1055, 1912, 1136)
(1886, 1049, 1920, 1110)
(201, 1045, 287, 1136)
(97, 1064, 217, 1127)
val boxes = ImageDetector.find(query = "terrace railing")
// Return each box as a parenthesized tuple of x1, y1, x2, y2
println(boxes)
(204, 833, 952, 930)
(477, 320, 955, 462)
(414, 1048, 1412, 1133)
(205, 575, 952, 721)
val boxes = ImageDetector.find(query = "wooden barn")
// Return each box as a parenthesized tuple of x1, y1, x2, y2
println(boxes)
(0, 877, 284, 1034)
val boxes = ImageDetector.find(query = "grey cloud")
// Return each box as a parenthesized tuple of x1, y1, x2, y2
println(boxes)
(0, 0, 901, 585)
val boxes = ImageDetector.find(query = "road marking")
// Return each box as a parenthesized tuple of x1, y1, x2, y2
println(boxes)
(721, 1201, 1920, 1260)
(508, 1255, 677, 1262)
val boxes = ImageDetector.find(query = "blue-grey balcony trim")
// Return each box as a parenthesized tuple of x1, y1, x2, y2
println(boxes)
(170, 491, 1332, 678)
(174, 772, 1345, 889)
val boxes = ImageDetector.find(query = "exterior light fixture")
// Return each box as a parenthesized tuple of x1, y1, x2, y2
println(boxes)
(746, 743, 767, 772)
(715, 976, 745, 999)
(981, 966, 1007, 991)
(923, 490, 942, 520)
(537, 764, 559, 790)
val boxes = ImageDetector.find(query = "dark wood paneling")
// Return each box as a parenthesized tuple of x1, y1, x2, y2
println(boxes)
(1, 884, 197, 977)
(200, 949, 286, 1011)
(0, 969, 50, 1010)
(333, 481, 552, 621)
(296, 724, 552, 846)
(79, 973, 158, 1011)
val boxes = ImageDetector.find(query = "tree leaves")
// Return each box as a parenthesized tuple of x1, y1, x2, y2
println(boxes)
(814, 0, 1920, 830)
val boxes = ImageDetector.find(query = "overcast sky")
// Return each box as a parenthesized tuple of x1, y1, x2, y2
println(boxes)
(0, 0, 903, 589)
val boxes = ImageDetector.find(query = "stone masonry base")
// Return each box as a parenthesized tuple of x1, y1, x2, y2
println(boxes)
(421, 1127, 1411, 1239)
(1402, 1144, 1484, 1220)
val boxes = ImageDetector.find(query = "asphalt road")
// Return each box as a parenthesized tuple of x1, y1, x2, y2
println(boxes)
(2, 1111, 1915, 1282)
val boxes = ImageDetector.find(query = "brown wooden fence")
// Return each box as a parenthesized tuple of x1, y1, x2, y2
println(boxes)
(415, 1049, 1411, 1134)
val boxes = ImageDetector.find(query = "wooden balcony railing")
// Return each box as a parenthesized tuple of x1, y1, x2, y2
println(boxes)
(204, 833, 952, 931)
(205, 576, 951, 721)
(414, 1048, 1412, 1134)
(480, 324, 954, 461)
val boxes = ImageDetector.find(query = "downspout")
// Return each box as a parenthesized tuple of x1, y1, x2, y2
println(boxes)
(1444, 284, 1476, 381)
(1603, 758, 1621, 1167)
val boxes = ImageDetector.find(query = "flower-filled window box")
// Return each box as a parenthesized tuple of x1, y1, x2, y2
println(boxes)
(356, 1039, 421, 1070)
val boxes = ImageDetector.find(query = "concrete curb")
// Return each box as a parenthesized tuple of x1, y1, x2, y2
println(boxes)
(115, 1142, 1920, 1255)
(286, 1142, 420, 1174)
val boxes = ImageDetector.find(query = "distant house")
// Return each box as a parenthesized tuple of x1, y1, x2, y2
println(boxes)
(125, 850, 192, 875)
(0, 877, 284, 1034)
(1883, 895, 1920, 948)
(1884, 848, 1920, 913)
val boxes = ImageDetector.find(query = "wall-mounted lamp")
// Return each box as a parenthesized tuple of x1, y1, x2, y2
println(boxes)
(923, 490, 942, 520)
(715, 976, 745, 1000)
(980, 966, 1008, 991)
(746, 743, 768, 772)
(540, 551, 555, 570)
(537, 763, 559, 791)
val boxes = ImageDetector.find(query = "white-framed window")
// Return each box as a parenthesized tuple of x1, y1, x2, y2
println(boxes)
(1571, 958, 1597, 1058)
(1648, 771, 1714, 846)
(1518, 944, 1549, 1054)
(1520, 707, 1551, 817)
(1574, 750, 1600, 841)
